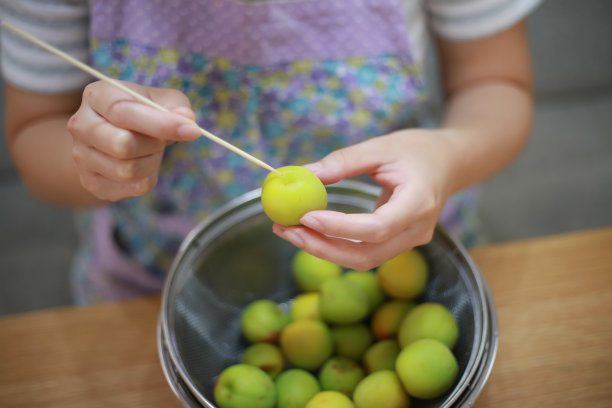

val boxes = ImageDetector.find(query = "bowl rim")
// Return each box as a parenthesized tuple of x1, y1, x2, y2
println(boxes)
(157, 318, 205, 408)
(159, 180, 496, 408)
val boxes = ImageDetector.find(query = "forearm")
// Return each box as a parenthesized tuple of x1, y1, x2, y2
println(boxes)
(429, 18, 534, 197)
(9, 114, 106, 208)
(439, 80, 532, 195)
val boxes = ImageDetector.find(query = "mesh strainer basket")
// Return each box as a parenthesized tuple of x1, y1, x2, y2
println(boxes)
(158, 180, 498, 408)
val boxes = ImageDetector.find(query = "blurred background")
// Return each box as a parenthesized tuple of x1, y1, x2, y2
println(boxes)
(1, 0, 611, 316)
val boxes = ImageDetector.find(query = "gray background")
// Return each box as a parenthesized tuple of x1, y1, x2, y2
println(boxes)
(1, 0, 611, 316)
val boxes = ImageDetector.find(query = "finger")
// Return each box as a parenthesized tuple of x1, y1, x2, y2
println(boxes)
(74, 143, 163, 183)
(97, 127, 168, 160)
(299, 186, 430, 244)
(79, 170, 156, 202)
(304, 138, 388, 185)
(273, 221, 433, 271)
(375, 187, 393, 210)
(71, 103, 168, 159)
(83, 81, 200, 141)
(89, 123, 168, 160)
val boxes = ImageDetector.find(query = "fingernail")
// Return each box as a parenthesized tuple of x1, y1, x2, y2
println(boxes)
(285, 230, 305, 247)
(113, 131, 131, 156)
(133, 178, 149, 194)
(274, 226, 304, 247)
(300, 215, 323, 231)
(177, 123, 201, 140)
(303, 162, 323, 174)
(117, 163, 133, 179)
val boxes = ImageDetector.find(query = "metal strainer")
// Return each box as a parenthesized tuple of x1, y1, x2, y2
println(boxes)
(158, 180, 498, 408)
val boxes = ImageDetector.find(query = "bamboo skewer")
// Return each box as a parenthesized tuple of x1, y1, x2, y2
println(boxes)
(1, 21, 280, 174)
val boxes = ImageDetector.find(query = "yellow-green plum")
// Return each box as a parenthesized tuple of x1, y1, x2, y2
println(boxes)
(241, 299, 290, 343)
(261, 166, 327, 226)
(330, 323, 372, 361)
(318, 356, 365, 397)
(397, 302, 459, 349)
(395, 339, 458, 400)
(292, 249, 342, 292)
(353, 370, 411, 408)
(290, 292, 321, 321)
(240, 342, 285, 379)
(377, 249, 428, 300)
(304, 391, 356, 408)
(276, 368, 321, 408)
(343, 270, 385, 312)
(319, 276, 369, 324)
(362, 339, 400, 373)
(370, 300, 416, 340)
(280, 319, 333, 370)
(214, 364, 276, 408)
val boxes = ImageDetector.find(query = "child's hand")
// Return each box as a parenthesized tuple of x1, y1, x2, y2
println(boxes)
(272, 129, 456, 271)
(67, 80, 201, 202)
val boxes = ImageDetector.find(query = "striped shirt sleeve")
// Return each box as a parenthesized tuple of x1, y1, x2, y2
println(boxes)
(425, 0, 543, 41)
(0, 0, 92, 93)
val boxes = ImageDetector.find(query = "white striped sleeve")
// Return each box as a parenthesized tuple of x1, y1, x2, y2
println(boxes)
(0, 0, 92, 93)
(425, 0, 543, 41)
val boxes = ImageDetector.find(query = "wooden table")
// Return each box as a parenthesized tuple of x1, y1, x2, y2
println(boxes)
(1, 227, 611, 408)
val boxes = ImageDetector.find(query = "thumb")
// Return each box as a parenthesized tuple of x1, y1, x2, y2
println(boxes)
(304, 139, 385, 185)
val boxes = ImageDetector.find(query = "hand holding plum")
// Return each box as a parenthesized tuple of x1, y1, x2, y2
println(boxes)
(273, 129, 454, 271)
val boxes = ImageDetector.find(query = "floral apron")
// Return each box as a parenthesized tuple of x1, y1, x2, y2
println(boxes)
(72, 0, 476, 304)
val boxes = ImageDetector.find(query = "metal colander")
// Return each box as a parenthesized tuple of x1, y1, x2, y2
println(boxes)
(158, 180, 498, 408)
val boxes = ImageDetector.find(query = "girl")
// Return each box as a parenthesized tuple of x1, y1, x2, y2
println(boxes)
(1, 0, 540, 303)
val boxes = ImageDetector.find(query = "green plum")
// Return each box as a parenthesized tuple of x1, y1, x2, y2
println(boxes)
(276, 368, 321, 408)
(353, 370, 410, 408)
(261, 165, 327, 226)
(318, 356, 365, 397)
(292, 249, 342, 292)
(319, 276, 369, 324)
(280, 319, 333, 370)
(362, 339, 400, 373)
(304, 391, 356, 408)
(370, 300, 416, 340)
(330, 323, 372, 360)
(290, 292, 321, 321)
(241, 299, 290, 343)
(397, 302, 459, 349)
(343, 270, 385, 312)
(241, 342, 285, 379)
(214, 364, 276, 408)
(377, 249, 428, 300)
(396, 338, 459, 399)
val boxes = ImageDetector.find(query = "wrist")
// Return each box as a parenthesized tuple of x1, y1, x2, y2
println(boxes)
(430, 127, 475, 197)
